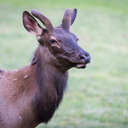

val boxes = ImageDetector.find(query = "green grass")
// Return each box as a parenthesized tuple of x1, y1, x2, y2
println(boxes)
(0, 0, 128, 13)
(0, 0, 128, 128)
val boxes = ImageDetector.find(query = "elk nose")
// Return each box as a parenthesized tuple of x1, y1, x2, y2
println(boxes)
(79, 52, 91, 64)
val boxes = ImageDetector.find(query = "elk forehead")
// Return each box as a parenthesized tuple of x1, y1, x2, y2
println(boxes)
(53, 28, 78, 43)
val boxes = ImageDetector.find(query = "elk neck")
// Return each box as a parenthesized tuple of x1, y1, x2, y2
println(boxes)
(31, 45, 68, 123)
(32, 45, 68, 91)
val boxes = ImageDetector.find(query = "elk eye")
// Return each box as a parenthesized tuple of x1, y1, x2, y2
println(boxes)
(49, 39, 57, 44)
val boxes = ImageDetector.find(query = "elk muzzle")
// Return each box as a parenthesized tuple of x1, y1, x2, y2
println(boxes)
(76, 51, 91, 68)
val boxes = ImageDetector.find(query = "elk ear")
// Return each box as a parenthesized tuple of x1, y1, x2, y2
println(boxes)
(62, 8, 77, 31)
(71, 8, 77, 25)
(31, 10, 53, 33)
(23, 11, 42, 36)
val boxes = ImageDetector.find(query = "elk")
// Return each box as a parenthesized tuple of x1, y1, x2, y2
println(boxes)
(0, 8, 91, 128)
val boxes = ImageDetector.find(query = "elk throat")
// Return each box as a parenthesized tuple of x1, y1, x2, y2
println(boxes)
(32, 46, 68, 123)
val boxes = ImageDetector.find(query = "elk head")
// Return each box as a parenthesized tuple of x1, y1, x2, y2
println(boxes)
(23, 9, 91, 71)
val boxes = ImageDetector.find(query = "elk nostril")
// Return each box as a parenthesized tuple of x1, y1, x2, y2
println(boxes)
(79, 55, 86, 60)
(79, 53, 91, 64)
(85, 52, 89, 57)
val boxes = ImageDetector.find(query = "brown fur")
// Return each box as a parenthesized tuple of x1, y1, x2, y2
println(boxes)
(0, 46, 68, 128)
(0, 9, 91, 128)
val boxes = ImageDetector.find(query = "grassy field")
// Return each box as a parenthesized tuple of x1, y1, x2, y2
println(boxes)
(0, 0, 128, 128)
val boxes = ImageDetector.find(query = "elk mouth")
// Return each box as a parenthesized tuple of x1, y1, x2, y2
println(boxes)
(75, 58, 91, 69)
(56, 54, 91, 69)
(76, 63, 86, 68)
